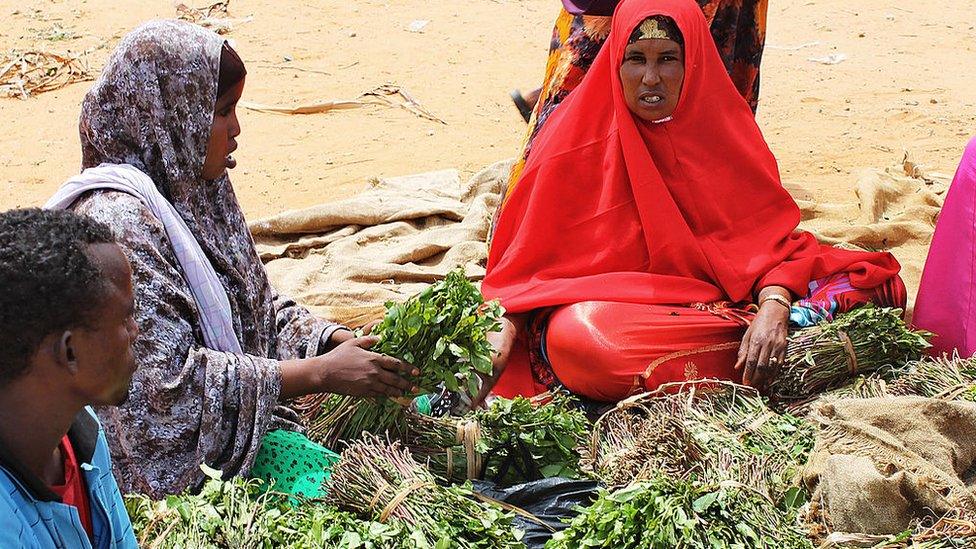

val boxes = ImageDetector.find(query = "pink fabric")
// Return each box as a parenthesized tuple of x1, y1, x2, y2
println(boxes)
(913, 137, 976, 357)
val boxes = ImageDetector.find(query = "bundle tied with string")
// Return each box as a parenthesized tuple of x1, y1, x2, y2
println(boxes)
(326, 435, 524, 548)
(770, 305, 931, 403)
(404, 392, 590, 485)
(405, 414, 484, 482)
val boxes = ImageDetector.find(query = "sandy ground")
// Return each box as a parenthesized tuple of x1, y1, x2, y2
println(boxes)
(2, 0, 975, 291)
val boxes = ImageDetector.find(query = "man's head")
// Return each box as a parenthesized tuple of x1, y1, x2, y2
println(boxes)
(0, 208, 138, 406)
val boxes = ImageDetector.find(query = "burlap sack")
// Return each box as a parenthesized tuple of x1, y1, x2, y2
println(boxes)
(795, 165, 946, 310)
(249, 159, 511, 327)
(250, 158, 942, 328)
(803, 397, 976, 535)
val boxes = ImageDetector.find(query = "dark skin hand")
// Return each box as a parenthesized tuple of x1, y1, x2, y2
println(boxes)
(317, 336, 420, 397)
(310, 316, 516, 407)
(330, 317, 517, 408)
(735, 286, 791, 392)
(279, 336, 419, 400)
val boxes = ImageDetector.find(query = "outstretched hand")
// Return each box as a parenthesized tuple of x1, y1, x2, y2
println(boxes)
(318, 336, 420, 398)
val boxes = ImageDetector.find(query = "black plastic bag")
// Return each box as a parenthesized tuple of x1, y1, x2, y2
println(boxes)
(472, 477, 599, 549)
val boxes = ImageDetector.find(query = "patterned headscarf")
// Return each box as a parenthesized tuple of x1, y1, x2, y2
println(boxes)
(79, 20, 276, 354)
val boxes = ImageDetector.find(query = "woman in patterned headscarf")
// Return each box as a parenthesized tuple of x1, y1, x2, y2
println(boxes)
(45, 21, 416, 498)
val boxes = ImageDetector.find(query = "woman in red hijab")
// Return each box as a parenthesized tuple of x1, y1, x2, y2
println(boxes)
(482, 0, 905, 403)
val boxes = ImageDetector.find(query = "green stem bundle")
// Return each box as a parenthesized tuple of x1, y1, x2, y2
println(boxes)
(405, 392, 591, 484)
(888, 354, 976, 401)
(326, 434, 524, 548)
(771, 306, 931, 402)
(582, 381, 814, 501)
(300, 393, 407, 449)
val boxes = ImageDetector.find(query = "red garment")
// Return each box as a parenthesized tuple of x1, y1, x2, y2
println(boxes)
(483, 0, 901, 398)
(545, 273, 906, 402)
(547, 302, 745, 400)
(50, 435, 94, 540)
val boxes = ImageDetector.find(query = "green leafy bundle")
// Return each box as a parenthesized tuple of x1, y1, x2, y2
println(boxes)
(370, 267, 504, 396)
(406, 392, 591, 484)
(771, 306, 931, 402)
(297, 269, 504, 446)
(124, 466, 409, 549)
(327, 434, 524, 549)
(546, 476, 814, 549)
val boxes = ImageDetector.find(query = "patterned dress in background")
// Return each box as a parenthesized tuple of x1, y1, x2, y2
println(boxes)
(504, 0, 769, 201)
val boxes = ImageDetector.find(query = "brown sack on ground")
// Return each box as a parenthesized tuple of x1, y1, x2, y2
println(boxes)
(795, 165, 946, 307)
(249, 160, 511, 327)
(803, 397, 976, 535)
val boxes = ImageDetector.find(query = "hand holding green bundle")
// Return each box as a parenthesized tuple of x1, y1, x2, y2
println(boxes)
(368, 268, 505, 398)
(301, 268, 507, 446)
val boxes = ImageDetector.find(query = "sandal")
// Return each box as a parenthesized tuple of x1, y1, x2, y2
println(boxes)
(510, 89, 533, 123)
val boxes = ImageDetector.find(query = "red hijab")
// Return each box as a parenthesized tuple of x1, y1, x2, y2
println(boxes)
(484, 0, 899, 313)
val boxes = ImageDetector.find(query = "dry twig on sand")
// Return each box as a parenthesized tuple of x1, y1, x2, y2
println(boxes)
(0, 50, 92, 99)
(240, 84, 447, 124)
(176, 1, 252, 35)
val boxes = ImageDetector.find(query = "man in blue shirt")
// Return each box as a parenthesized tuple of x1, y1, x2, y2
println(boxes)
(0, 208, 138, 548)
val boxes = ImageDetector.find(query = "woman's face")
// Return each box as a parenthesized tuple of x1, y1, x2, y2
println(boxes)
(619, 38, 685, 121)
(201, 80, 244, 180)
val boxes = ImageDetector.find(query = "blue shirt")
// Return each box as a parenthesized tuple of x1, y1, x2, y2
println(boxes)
(0, 407, 137, 549)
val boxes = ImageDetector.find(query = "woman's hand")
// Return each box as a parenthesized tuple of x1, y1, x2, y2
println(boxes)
(735, 301, 789, 392)
(280, 336, 418, 400)
(318, 336, 419, 397)
(321, 320, 381, 352)
(470, 316, 518, 408)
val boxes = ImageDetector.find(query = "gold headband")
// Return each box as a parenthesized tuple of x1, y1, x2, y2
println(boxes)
(637, 18, 671, 41)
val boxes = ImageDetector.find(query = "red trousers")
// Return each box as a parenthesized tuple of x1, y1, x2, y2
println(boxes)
(545, 302, 746, 401)
(493, 275, 907, 403)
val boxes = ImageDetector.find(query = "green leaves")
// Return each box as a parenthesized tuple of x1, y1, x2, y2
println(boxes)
(547, 476, 814, 549)
(473, 392, 591, 484)
(692, 491, 719, 513)
(125, 474, 411, 548)
(405, 392, 591, 485)
(371, 268, 504, 396)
